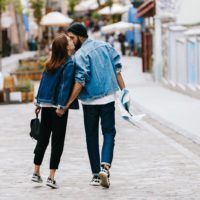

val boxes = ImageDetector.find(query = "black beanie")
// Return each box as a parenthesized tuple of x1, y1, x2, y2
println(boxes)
(68, 22, 88, 38)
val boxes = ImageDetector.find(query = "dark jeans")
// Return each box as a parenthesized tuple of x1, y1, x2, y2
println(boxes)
(34, 107, 68, 169)
(82, 102, 116, 175)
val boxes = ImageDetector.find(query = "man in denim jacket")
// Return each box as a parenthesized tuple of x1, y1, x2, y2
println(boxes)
(63, 23, 126, 188)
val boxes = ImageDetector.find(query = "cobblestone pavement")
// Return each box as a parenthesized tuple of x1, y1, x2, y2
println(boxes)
(1, 101, 200, 200)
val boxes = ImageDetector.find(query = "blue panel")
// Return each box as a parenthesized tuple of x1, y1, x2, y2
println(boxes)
(126, 6, 144, 45)
(23, 14, 29, 32)
(187, 42, 197, 85)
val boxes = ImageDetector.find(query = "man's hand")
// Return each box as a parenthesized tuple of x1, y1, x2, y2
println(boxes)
(56, 108, 66, 117)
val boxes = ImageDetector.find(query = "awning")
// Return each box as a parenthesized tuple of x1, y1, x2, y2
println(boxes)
(135, 0, 155, 18)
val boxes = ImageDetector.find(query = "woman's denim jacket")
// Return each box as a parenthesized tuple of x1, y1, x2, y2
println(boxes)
(73, 39, 122, 101)
(36, 57, 79, 109)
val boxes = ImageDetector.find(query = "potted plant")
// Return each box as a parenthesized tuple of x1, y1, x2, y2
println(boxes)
(11, 56, 46, 81)
(15, 80, 34, 102)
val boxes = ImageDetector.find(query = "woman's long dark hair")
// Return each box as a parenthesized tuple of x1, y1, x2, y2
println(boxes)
(45, 33, 69, 72)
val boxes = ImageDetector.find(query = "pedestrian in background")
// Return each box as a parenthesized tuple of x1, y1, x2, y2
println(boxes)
(108, 33, 115, 47)
(57, 23, 127, 189)
(32, 34, 79, 189)
(118, 32, 126, 56)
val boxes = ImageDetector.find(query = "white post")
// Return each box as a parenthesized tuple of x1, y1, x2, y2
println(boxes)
(153, 0, 163, 81)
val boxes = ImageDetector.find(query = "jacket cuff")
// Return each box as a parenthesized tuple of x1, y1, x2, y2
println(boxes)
(57, 105, 66, 109)
(115, 63, 122, 73)
(75, 78, 85, 87)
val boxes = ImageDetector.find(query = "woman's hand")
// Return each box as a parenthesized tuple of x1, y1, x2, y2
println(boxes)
(56, 108, 66, 117)
(35, 106, 41, 115)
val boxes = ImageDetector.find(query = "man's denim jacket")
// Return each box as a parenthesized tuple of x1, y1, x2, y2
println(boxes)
(36, 57, 79, 109)
(74, 39, 122, 101)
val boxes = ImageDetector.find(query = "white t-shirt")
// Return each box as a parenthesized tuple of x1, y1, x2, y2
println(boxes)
(81, 93, 116, 105)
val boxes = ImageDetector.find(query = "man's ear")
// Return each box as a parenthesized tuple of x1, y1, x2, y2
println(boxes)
(79, 36, 85, 43)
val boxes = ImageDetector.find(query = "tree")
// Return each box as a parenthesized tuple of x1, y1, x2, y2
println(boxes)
(30, 0, 44, 25)
(68, 0, 80, 14)
(0, 0, 11, 72)
(14, 0, 24, 53)
(97, 0, 101, 7)
(30, 0, 44, 52)
(107, 0, 113, 7)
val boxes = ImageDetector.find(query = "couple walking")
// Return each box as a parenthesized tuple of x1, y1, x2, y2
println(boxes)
(32, 23, 126, 189)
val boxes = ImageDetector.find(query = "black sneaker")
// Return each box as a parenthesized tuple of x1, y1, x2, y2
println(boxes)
(46, 177, 59, 189)
(31, 173, 43, 183)
(90, 175, 100, 186)
(99, 168, 110, 188)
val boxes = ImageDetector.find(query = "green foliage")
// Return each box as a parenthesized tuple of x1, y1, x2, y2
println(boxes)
(92, 12, 100, 20)
(0, 0, 11, 12)
(30, 0, 44, 24)
(16, 80, 34, 92)
(68, 0, 80, 13)
(14, 0, 22, 15)
(107, 0, 113, 7)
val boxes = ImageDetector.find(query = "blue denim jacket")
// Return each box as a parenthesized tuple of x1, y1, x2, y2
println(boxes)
(73, 39, 122, 101)
(36, 57, 79, 109)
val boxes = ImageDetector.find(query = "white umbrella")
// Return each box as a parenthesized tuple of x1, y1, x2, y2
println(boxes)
(75, 0, 106, 12)
(98, 4, 129, 15)
(1, 14, 13, 29)
(101, 21, 141, 34)
(40, 11, 73, 26)
(75, 0, 98, 11)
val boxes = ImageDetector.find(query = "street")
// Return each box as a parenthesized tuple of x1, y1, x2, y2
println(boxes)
(1, 56, 200, 200)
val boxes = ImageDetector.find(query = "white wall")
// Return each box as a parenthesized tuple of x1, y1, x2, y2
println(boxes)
(176, 0, 200, 25)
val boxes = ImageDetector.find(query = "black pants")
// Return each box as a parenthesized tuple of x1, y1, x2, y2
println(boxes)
(34, 107, 68, 169)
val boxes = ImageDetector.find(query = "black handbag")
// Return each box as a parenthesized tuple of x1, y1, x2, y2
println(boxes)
(30, 113, 40, 140)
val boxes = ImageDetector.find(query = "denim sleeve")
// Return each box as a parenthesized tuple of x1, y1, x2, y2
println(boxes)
(108, 46, 122, 73)
(35, 72, 45, 104)
(57, 61, 75, 108)
(74, 53, 90, 86)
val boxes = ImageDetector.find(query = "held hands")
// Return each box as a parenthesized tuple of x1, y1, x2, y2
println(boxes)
(56, 108, 67, 117)
(35, 106, 67, 117)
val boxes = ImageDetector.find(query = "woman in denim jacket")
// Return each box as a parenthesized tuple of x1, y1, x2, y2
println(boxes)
(31, 34, 78, 189)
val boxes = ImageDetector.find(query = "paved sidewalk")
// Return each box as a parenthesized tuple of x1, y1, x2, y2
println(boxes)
(1, 55, 200, 199)
(121, 56, 200, 144)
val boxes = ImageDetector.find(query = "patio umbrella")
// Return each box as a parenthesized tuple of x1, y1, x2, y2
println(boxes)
(40, 11, 73, 26)
(1, 14, 13, 28)
(101, 21, 141, 34)
(75, 0, 106, 12)
(98, 4, 129, 15)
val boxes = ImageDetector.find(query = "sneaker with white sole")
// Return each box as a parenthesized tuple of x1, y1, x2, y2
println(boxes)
(90, 175, 100, 186)
(46, 177, 59, 189)
(31, 173, 43, 183)
(99, 168, 110, 188)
